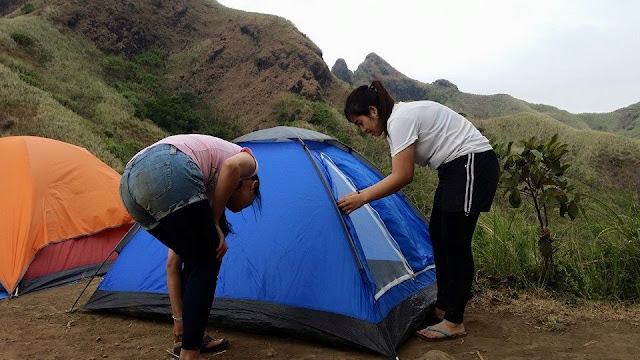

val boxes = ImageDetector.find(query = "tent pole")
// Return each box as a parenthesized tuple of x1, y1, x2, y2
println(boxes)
(296, 138, 364, 271)
(67, 223, 139, 312)
(66, 246, 117, 313)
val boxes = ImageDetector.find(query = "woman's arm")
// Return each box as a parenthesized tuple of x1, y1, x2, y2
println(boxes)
(166, 249, 184, 341)
(338, 143, 415, 214)
(210, 151, 256, 260)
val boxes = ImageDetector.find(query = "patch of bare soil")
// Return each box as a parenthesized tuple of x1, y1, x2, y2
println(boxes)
(1, 281, 639, 359)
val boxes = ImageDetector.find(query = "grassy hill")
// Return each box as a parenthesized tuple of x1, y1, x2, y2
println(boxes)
(0, 13, 167, 171)
(0, 0, 352, 171)
(474, 112, 640, 191)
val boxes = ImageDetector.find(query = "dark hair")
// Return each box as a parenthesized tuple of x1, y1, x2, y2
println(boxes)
(250, 174, 262, 212)
(225, 174, 262, 233)
(219, 211, 232, 235)
(343, 80, 395, 135)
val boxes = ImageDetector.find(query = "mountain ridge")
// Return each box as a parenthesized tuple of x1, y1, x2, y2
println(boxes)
(332, 53, 640, 138)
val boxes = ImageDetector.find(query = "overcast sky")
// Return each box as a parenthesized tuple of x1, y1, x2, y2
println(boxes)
(217, 0, 640, 114)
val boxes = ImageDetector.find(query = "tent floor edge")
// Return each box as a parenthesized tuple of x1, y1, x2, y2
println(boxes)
(19, 261, 115, 296)
(210, 298, 390, 356)
(83, 290, 171, 320)
(380, 283, 437, 351)
(84, 289, 437, 357)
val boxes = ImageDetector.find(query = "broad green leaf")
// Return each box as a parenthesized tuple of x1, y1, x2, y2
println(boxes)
(559, 202, 568, 217)
(509, 190, 522, 208)
(568, 201, 578, 220)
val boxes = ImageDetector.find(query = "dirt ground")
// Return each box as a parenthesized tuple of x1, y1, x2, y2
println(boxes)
(1, 281, 639, 360)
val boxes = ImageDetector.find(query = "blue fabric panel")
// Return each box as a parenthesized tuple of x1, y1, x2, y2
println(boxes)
(313, 144, 434, 273)
(319, 152, 413, 298)
(98, 228, 168, 293)
(320, 153, 404, 261)
(0, 289, 8, 300)
(220, 141, 375, 321)
(302, 144, 378, 304)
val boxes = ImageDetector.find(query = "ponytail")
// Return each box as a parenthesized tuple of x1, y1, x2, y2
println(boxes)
(344, 80, 395, 135)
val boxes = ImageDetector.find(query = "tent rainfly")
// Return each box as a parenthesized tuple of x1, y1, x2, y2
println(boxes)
(0, 136, 132, 299)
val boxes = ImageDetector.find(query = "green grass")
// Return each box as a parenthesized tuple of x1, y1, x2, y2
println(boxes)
(0, 62, 123, 169)
(0, 15, 167, 170)
(474, 191, 640, 301)
(271, 92, 355, 146)
(474, 209, 541, 286)
(477, 112, 640, 191)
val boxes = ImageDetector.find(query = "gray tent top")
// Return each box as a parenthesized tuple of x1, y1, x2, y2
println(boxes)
(233, 126, 333, 143)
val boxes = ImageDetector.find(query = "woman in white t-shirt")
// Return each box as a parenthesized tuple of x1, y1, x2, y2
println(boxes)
(338, 80, 499, 341)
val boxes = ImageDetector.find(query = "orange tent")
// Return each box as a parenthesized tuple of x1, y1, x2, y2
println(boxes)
(0, 136, 133, 297)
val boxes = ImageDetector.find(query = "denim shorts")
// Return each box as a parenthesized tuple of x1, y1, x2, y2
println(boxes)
(119, 144, 208, 230)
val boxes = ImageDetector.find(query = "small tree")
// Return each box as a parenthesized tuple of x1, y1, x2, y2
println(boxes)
(493, 134, 580, 284)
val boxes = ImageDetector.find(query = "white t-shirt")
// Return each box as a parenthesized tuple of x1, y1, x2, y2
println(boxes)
(386, 101, 492, 169)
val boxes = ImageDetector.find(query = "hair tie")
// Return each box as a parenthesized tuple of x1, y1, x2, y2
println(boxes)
(369, 84, 376, 91)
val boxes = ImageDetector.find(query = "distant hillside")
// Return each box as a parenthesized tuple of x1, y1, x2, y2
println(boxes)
(51, 0, 353, 127)
(344, 53, 539, 119)
(0, 0, 351, 171)
(334, 53, 640, 139)
(474, 112, 640, 191)
(331, 58, 352, 84)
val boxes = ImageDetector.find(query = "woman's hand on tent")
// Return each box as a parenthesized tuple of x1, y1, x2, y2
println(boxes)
(338, 191, 367, 215)
(216, 225, 228, 260)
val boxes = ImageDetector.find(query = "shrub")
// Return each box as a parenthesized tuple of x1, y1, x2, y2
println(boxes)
(106, 140, 143, 163)
(132, 50, 168, 69)
(102, 56, 141, 82)
(494, 134, 581, 285)
(21, 3, 35, 14)
(143, 93, 202, 134)
(10, 32, 35, 47)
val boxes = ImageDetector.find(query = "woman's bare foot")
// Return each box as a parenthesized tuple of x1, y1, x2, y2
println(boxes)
(179, 348, 206, 360)
(416, 319, 467, 340)
(202, 337, 227, 351)
(174, 335, 229, 357)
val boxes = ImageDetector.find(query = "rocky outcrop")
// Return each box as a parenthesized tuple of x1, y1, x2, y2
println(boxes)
(433, 78, 458, 91)
(331, 58, 352, 84)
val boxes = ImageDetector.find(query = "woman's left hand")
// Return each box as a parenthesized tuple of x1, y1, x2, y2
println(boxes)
(338, 191, 367, 215)
(216, 226, 228, 260)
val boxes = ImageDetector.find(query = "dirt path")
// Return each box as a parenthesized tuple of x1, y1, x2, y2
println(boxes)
(1, 282, 639, 359)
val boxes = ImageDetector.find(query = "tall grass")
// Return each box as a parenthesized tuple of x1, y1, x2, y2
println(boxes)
(560, 194, 640, 300)
(474, 209, 541, 287)
(0, 16, 167, 170)
(476, 113, 640, 190)
(474, 194, 640, 301)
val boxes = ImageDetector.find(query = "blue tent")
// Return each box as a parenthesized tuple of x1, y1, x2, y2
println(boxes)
(84, 127, 436, 356)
